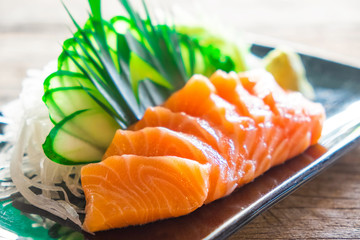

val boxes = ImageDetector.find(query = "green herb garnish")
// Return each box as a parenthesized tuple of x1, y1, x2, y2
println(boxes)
(42, 0, 249, 165)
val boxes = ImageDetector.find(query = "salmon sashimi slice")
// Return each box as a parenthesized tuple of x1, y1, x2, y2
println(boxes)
(132, 106, 237, 180)
(163, 74, 256, 136)
(238, 69, 325, 145)
(239, 70, 325, 158)
(163, 75, 264, 185)
(81, 155, 211, 232)
(103, 127, 237, 203)
(210, 70, 325, 175)
(163, 72, 324, 183)
(81, 70, 325, 232)
(208, 70, 288, 176)
(207, 71, 276, 178)
(209, 70, 272, 123)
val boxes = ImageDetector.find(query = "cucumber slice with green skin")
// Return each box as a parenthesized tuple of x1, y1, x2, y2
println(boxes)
(58, 51, 103, 76)
(59, 18, 121, 75)
(44, 71, 92, 91)
(43, 72, 119, 156)
(43, 71, 116, 124)
(111, 16, 131, 34)
(83, 17, 118, 51)
(43, 109, 118, 165)
(43, 87, 106, 123)
(59, 108, 119, 150)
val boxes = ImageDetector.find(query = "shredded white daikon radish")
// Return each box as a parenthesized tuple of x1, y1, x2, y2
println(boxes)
(0, 63, 83, 228)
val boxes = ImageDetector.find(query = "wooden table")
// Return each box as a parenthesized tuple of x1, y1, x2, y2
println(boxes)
(1, 0, 359, 239)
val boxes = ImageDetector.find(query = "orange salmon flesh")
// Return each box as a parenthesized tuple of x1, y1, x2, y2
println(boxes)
(81, 70, 325, 232)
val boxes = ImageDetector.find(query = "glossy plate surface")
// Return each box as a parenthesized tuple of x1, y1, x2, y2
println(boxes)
(1, 44, 360, 240)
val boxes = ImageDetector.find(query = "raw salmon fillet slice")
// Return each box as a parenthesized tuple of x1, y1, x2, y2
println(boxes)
(209, 70, 272, 123)
(238, 70, 325, 158)
(164, 71, 324, 178)
(163, 74, 256, 136)
(132, 106, 237, 180)
(82, 155, 211, 232)
(81, 70, 325, 232)
(103, 127, 237, 203)
(163, 75, 268, 183)
(208, 70, 292, 175)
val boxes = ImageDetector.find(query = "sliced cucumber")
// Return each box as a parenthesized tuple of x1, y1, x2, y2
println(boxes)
(43, 71, 115, 124)
(43, 71, 119, 164)
(43, 109, 118, 165)
(43, 87, 104, 123)
(44, 71, 92, 91)
(58, 51, 102, 76)
(58, 18, 121, 75)
(110, 16, 131, 35)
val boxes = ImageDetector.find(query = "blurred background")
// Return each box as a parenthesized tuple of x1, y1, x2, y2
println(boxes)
(0, 0, 359, 239)
(0, 0, 359, 105)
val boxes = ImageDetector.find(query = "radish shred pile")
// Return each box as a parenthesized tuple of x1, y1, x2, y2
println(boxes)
(0, 63, 83, 228)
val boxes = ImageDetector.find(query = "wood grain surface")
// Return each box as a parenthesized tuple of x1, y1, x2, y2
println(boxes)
(1, 0, 359, 239)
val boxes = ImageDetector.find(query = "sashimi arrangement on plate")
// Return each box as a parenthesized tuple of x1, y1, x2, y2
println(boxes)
(4, 0, 359, 239)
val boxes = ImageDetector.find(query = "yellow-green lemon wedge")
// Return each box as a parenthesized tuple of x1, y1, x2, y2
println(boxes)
(263, 47, 315, 99)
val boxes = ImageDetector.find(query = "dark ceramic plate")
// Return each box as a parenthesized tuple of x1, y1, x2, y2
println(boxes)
(1, 44, 360, 240)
